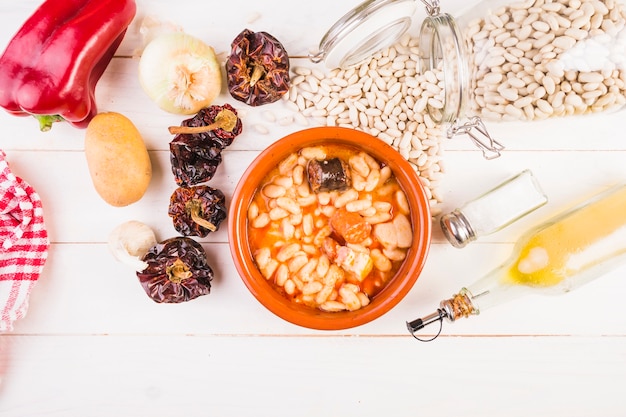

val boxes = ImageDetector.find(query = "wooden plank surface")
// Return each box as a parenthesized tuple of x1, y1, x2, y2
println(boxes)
(0, 0, 625, 415)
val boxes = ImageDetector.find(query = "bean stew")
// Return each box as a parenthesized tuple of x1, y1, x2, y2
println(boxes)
(247, 143, 414, 312)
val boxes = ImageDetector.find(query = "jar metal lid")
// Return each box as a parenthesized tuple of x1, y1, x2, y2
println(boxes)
(440, 209, 476, 249)
(316, 0, 417, 69)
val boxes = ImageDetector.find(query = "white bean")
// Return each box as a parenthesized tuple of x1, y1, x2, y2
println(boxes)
(345, 199, 372, 213)
(320, 300, 346, 312)
(300, 146, 327, 160)
(275, 264, 290, 286)
(251, 213, 270, 229)
(261, 260, 279, 280)
(276, 197, 301, 215)
(371, 249, 392, 272)
(262, 184, 286, 199)
(334, 189, 359, 208)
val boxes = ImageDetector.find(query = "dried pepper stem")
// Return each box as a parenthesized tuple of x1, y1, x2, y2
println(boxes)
(166, 258, 193, 284)
(249, 64, 265, 87)
(168, 109, 238, 134)
(187, 199, 217, 232)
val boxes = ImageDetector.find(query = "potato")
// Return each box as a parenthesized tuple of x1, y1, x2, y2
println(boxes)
(85, 112, 152, 207)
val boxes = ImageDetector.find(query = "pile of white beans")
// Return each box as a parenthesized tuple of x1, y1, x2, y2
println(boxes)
(282, 33, 446, 215)
(467, 0, 626, 121)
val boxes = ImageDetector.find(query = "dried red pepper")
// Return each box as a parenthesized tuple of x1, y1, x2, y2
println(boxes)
(168, 104, 243, 186)
(169, 134, 223, 186)
(168, 103, 243, 149)
(0, 0, 136, 131)
(169, 185, 227, 237)
(225, 29, 290, 106)
(137, 237, 213, 303)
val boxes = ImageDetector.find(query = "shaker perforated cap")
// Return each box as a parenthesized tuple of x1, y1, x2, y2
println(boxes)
(439, 209, 476, 249)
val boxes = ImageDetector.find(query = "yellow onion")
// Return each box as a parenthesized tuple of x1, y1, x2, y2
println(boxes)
(138, 32, 222, 114)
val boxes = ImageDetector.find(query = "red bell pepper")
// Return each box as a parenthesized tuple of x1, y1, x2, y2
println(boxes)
(0, 0, 136, 131)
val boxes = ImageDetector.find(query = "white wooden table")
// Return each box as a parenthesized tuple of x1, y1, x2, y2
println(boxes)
(1, 1, 625, 416)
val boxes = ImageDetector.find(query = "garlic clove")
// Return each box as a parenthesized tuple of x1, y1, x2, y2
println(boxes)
(108, 220, 158, 272)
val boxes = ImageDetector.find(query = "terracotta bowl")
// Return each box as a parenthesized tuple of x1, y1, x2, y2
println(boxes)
(228, 126, 431, 330)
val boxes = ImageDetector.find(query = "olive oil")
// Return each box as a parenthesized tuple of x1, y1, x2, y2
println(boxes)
(507, 186, 626, 288)
(407, 185, 626, 337)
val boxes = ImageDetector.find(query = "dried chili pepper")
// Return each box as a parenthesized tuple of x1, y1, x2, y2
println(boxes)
(169, 133, 223, 186)
(137, 237, 213, 303)
(0, 0, 136, 131)
(169, 185, 227, 237)
(225, 29, 290, 106)
(168, 104, 243, 186)
(168, 103, 243, 149)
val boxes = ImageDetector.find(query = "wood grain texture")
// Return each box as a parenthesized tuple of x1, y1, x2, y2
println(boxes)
(0, 0, 625, 415)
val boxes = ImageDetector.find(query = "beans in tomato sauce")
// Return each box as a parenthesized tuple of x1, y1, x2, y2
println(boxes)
(247, 144, 413, 312)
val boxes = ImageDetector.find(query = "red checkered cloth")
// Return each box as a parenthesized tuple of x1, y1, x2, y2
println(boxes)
(0, 150, 49, 332)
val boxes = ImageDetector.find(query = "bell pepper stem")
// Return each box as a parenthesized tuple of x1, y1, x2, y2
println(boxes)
(34, 114, 65, 132)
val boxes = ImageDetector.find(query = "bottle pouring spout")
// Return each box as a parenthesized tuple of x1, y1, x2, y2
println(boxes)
(407, 291, 478, 341)
(406, 309, 447, 334)
(406, 309, 448, 341)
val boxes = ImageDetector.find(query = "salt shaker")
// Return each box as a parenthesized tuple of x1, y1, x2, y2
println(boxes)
(440, 170, 548, 248)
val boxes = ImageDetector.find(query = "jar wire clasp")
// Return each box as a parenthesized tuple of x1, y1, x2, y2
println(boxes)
(419, 0, 441, 16)
(448, 116, 505, 160)
(418, 6, 506, 160)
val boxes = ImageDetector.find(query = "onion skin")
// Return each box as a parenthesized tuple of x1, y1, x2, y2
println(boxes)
(138, 32, 222, 115)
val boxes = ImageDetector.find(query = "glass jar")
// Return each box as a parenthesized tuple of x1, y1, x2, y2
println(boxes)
(311, 0, 419, 69)
(305, 0, 626, 158)
(304, 0, 509, 157)
(418, 0, 626, 155)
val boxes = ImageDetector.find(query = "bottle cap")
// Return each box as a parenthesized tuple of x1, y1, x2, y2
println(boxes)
(440, 209, 476, 248)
